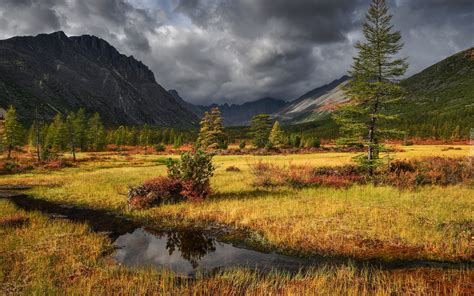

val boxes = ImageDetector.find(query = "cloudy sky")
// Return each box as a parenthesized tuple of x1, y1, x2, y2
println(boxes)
(0, 0, 472, 105)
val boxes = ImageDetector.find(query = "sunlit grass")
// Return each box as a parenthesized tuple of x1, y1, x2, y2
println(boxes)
(0, 199, 472, 295)
(0, 145, 471, 262)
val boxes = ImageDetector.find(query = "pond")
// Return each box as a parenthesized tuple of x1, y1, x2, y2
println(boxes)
(114, 227, 312, 276)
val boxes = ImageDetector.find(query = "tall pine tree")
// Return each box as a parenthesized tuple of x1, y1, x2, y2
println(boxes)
(334, 0, 408, 172)
(2, 106, 24, 159)
(87, 113, 106, 151)
(196, 107, 226, 150)
(268, 120, 284, 148)
(250, 114, 272, 148)
(66, 112, 77, 161)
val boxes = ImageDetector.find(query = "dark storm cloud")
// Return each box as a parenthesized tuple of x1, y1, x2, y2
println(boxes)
(0, 0, 472, 104)
(178, 0, 364, 42)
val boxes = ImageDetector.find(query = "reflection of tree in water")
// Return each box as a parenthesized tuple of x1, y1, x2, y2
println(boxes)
(165, 231, 216, 269)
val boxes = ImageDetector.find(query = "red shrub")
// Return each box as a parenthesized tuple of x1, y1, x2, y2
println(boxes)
(143, 177, 184, 204)
(309, 174, 363, 189)
(384, 157, 472, 189)
(180, 180, 212, 202)
(128, 192, 156, 210)
(41, 160, 73, 170)
(250, 161, 364, 189)
(284, 164, 314, 188)
(249, 160, 283, 188)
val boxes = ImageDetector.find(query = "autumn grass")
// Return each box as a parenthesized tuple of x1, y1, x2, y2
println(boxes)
(1, 199, 473, 295)
(0, 145, 472, 263)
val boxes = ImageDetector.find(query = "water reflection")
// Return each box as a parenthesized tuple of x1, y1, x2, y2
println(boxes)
(165, 231, 216, 268)
(113, 228, 310, 276)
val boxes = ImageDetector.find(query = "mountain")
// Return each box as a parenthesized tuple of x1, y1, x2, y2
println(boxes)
(0, 31, 199, 127)
(168, 89, 205, 118)
(206, 98, 287, 126)
(277, 47, 474, 139)
(171, 91, 287, 126)
(397, 47, 474, 138)
(276, 76, 350, 124)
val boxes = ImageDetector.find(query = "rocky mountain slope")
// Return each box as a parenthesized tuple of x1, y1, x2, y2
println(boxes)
(0, 31, 199, 127)
(280, 47, 474, 139)
(276, 76, 350, 124)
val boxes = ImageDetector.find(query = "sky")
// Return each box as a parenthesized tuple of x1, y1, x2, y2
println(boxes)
(0, 0, 473, 105)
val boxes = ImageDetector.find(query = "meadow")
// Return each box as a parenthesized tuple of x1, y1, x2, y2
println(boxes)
(0, 145, 473, 295)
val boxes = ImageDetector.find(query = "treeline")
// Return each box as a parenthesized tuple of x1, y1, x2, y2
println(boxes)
(30, 109, 196, 155)
(106, 125, 195, 148)
(195, 108, 321, 150)
(0, 106, 196, 160)
(28, 110, 107, 156)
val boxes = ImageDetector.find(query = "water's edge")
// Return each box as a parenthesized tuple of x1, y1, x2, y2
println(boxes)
(1, 190, 471, 276)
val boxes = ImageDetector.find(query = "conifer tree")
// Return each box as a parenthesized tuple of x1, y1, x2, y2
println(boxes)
(55, 116, 69, 151)
(173, 134, 183, 149)
(196, 107, 226, 150)
(139, 124, 151, 154)
(249, 114, 272, 148)
(334, 0, 408, 172)
(73, 108, 88, 151)
(2, 106, 24, 159)
(268, 121, 284, 148)
(66, 112, 77, 161)
(87, 113, 106, 151)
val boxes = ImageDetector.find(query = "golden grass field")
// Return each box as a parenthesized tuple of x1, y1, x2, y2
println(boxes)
(1, 145, 473, 295)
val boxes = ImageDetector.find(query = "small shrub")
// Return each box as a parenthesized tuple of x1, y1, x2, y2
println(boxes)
(382, 157, 472, 189)
(166, 150, 215, 201)
(284, 164, 314, 188)
(128, 151, 216, 209)
(127, 185, 154, 210)
(0, 161, 34, 175)
(239, 141, 246, 149)
(143, 177, 184, 204)
(128, 177, 184, 209)
(305, 138, 321, 148)
(154, 143, 166, 152)
(180, 180, 212, 202)
(309, 175, 363, 189)
(249, 157, 472, 190)
(42, 160, 73, 170)
(249, 160, 282, 188)
(226, 166, 241, 172)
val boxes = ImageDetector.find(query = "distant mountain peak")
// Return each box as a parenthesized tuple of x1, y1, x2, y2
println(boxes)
(0, 32, 198, 126)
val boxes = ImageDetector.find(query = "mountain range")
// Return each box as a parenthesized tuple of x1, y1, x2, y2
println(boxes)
(176, 48, 473, 139)
(0, 31, 472, 137)
(169, 90, 287, 126)
(0, 31, 198, 127)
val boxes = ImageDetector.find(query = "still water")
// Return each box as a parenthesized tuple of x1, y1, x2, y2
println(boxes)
(114, 227, 311, 276)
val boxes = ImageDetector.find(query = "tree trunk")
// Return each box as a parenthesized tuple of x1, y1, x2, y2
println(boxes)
(367, 100, 379, 175)
(36, 132, 41, 162)
(367, 100, 379, 161)
(71, 145, 76, 162)
(7, 144, 12, 159)
(36, 144, 40, 162)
